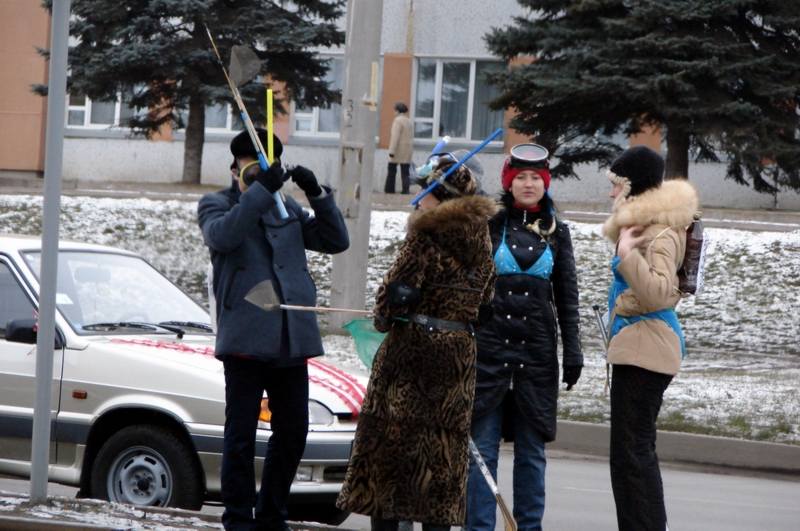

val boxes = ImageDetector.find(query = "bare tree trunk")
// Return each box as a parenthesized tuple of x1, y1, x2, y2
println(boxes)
(182, 95, 205, 184)
(665, 126, 690, 180)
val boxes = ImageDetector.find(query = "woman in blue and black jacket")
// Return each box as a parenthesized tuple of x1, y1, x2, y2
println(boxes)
(465, 145, 583, 531)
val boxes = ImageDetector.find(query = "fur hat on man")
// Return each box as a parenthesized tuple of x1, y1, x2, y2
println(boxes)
(608, 146, 664, 199)
(230, 128, 283, 161)
(416, 159, 478, 202)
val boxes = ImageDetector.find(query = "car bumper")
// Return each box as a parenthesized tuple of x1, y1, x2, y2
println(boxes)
(188, 424, 354, 497)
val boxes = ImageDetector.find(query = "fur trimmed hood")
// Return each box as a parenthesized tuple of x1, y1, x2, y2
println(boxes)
(603, 179, 699, 242)
(408, 194, 499, 264)
(409, 194, 498, 234)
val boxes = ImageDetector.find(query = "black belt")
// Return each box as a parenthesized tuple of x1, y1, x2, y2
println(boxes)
(407, 313, 474, 333)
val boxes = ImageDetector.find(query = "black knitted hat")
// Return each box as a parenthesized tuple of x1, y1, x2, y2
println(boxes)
(230, 128, 283, 161)
(608, 146, 664, 198)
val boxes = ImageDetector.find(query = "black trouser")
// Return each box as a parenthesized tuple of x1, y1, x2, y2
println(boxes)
(371, 516, 449, 531)
(221, 358, 309, 531)
(385, 162, 411, 193)
(609, 364, 673, 531)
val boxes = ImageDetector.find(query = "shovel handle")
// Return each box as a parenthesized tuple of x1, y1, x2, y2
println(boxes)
(468, 438, 517, 531)
(279, 304, 371, 315)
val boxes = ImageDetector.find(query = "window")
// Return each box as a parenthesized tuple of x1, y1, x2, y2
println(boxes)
(66, 87, 147, 128)
(67, 89, 240, 132)
(0, 262, 36, 335)
(176, 103, 242, 132)
(23, 251, 208, 334)
(293, 57, 345, 136)
(413, 59, 505, 142)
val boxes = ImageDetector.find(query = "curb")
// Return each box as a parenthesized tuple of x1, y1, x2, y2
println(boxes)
(0, 491, 354, 530)
(552, 420, 800, 475)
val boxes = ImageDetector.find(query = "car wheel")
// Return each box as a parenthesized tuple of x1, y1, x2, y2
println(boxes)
(288, 503, 350, 526)
(90, 424, 204, 510)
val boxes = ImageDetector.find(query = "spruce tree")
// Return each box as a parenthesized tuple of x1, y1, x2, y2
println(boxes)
(486, 0, 800, 193)
(38, 0, 345, 183)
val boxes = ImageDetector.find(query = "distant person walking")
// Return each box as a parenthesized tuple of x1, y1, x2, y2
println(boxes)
(338, 158, 498, 531)
(603, 146, 699, 531)
(384, 102, 414, 194)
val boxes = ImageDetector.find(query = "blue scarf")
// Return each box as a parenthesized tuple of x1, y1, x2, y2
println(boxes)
(607, 256, 686, 358)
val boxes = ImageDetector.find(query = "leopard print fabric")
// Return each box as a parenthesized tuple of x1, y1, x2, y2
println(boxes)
(337, 195, 498, 525)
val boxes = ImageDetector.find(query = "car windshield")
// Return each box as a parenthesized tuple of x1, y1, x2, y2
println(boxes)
(23, 250, 210, 335)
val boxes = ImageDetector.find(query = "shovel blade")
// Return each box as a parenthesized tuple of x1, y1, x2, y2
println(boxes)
(244, 280, 281, 312)
(229, 45, 262, 86)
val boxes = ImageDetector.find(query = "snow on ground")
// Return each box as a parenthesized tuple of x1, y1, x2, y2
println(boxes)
(0, 492, 223, 529)
(1, 196, 798, 443)
(0, 491, 337, 529)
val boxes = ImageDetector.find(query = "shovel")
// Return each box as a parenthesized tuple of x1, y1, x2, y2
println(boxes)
(244, 280, 371, 315)
(468, 437, 517, 531)
(204, 26, 289, 219)
(592, 304, 611, 394)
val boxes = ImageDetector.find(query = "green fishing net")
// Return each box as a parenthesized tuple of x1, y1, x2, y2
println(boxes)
(343, 318, 386, 370)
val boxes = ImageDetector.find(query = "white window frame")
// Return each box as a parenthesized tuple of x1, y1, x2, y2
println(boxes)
(292, 105, 337, 137)
(190, 103, 239, 133)
(412, 57, 505, 143)
(291, 55, 345, 138)
(65, 93, 142, 129)
(67, 94, 239, 133)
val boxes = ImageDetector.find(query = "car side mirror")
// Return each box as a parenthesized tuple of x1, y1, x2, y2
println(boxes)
(4, 319, 64, 350)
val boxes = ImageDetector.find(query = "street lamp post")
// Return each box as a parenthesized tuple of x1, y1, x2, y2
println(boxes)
(30, 0, 70, 503)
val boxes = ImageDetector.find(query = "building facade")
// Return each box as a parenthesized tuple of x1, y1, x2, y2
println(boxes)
(1, 0, 797, 209)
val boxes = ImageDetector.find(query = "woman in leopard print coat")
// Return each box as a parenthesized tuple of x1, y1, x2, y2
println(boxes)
(337, 160, 498, 530)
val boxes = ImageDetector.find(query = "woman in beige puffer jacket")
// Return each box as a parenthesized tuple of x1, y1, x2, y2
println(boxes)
(602, 146, 699, 531)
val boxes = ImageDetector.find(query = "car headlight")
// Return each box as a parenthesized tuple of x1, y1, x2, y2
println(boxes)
(258, 399, 334, 427)
(308, 400, 334, 426)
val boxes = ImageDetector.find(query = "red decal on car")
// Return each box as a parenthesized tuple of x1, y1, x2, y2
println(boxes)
(308, 358, 366, 401)
(109, 338, 216, 356)
(308, 375, 361, 416)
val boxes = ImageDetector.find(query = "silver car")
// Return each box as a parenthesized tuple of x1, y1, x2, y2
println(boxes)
(0, 235, 364, 524)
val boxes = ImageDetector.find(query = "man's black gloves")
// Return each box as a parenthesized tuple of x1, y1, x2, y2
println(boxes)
(562, 365, 583, 391)
(386, 281, 421, 307)
(289, 165, 323, 197)
(249, 161, 284, 193)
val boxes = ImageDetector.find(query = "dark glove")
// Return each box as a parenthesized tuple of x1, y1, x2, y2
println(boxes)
(476, 303, 494, 326)
(562, 365, 583, 391)
(386, 281, 421, 307)
(289, 165, 323, 196)
(247, 161, 284, 193)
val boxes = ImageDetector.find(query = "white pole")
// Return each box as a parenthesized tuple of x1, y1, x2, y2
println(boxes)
(30, 0, 70, 503)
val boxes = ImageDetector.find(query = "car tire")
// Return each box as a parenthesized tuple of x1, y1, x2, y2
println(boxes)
(90, 424, 204, 510)
(288, 503, 350, 526)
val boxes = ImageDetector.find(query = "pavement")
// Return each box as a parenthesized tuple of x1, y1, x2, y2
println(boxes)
(1, 175, 798, 528)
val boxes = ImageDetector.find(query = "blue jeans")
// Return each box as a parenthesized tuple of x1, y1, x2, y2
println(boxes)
(465, 402, 546, 531)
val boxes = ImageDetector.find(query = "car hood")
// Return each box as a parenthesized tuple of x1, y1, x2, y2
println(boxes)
(87, 334, 366, 416)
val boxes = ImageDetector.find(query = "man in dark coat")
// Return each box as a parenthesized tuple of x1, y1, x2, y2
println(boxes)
(197, 128, 349, 531)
